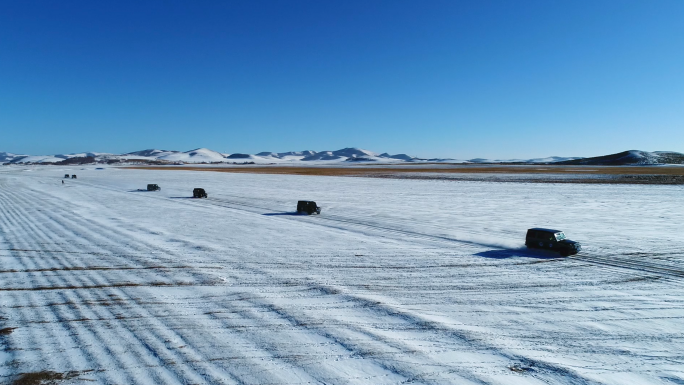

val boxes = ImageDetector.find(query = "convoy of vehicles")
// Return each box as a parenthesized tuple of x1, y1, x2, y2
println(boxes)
(60, 174, 582, 257)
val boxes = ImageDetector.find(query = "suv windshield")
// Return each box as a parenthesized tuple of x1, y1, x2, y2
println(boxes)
(554, 232, 566, 241)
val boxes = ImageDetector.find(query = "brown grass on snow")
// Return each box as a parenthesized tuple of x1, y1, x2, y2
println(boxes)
(125, 165, 684, 176)
(12, 370, 89, 385)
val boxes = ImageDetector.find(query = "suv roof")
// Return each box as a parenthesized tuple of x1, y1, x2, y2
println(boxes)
(529, 228, 562, 233)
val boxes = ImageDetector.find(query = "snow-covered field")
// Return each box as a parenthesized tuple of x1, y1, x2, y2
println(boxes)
(1, 166, 683, 385)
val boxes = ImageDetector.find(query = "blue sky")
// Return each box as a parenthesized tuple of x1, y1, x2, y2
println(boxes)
(1, 1, 682, 158)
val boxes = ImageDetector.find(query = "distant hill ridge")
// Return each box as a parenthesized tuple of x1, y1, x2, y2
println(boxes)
(556, 150, 684, 165)
(1, 148, 683, 165)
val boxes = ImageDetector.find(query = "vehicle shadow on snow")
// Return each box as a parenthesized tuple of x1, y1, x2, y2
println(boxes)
(263, 212, 301, 216)
(475, 248, 560, 260)
(169, 197, 194, 199)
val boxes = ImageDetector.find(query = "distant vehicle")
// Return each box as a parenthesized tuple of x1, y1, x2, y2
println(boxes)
(64, 174, 70, 178)
(297, 201, 321, 215)
(147, 184, 161, 191)
(193, 188, 207, 198)
(71, 175, 77, 179)
(525, 228, 581, 256)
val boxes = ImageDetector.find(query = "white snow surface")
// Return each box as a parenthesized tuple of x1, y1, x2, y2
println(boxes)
(0, 152, 26, 162)
(157, 148, 228, 163)
(8, 155, 66, 164)
(0, 166, 683, 384)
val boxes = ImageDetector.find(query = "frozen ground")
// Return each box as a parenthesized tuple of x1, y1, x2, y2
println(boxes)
(0, 166, 683, 385)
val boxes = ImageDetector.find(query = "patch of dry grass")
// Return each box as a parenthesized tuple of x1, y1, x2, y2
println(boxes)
(0, 327, 17, 335)
(125, 165, 684, 176)
(12, 370, 87, 385)
(0, 281, 189, 292)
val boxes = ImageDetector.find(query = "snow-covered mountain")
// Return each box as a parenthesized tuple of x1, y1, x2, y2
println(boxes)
(0, 152, 27, 163)
(125, 149, 179, 158)
(467, 156, 583, 164)
(155, 148, 227, 163)
(0, 147, 399, 164)
(256, 151, 317, 159)
(2, 148, 682, 165)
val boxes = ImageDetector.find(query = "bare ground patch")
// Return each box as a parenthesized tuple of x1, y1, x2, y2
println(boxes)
(12, 370, 92, 385)
(125, 164, 684, 175)
(0, 281, 193, 292)
(124, 165, 684, 184)
(0, 265, 194, 274)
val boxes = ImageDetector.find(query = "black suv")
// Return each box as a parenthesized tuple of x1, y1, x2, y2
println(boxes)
(193, 188, 208, 198)
(526, 228, 581, 256)
(297, 201, 321, 215)
(147, 184, 161, 191)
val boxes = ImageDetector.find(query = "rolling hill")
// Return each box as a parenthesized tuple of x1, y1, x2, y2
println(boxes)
(557, 150, 684, 165)
(2, 148, 683, 165)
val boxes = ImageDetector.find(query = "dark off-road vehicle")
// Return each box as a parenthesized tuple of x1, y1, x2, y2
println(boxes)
(297, 201, 321, 215)
(193, 188, 208, 198)
(64, 174, 70, 178)
(71, 175, 77, 179)
(147, 184, 161, 191)
(526, 228, 581, 256)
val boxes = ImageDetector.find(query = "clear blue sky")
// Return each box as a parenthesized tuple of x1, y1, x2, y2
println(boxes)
(1, 1, 683, 158)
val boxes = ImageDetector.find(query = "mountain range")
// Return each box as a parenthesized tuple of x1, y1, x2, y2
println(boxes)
(1, 148, 682, 165)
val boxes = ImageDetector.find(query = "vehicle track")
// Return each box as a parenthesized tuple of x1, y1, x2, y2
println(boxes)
(0, 188, 247, 384)
(0, 176, 609, 384)
(204, 196, 684, 281)
(571, 254, 684, 279)
(67, 179, 684, 281)
(11, 184, 507, 384)
(1, 181, 477, 383)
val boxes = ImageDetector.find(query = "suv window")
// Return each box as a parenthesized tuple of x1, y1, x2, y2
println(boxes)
(538, 232, 553, 241)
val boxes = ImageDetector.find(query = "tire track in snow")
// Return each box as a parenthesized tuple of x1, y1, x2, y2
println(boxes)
(10, 186, 333, 385)
(199, 195, 684, 282)
(0, 188, 177, 384)
(61, 177, 652, 382)
(15, 184, 473, 384)
(6, 181, 486, 384)
(3, 183, 380, 384)
(0, 188, 118, 383)
(88, 188, 612, 375)
(46, 187, 502, 384)
(0, 188, 238, 384)
(24, 189, 272, 384)
(73, 179, 511, 250)
(572, 254, 684, 279)
(10, 175, 608, 384)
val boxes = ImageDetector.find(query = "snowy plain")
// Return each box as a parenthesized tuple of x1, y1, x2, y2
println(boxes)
(0, 166, 683, 384)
